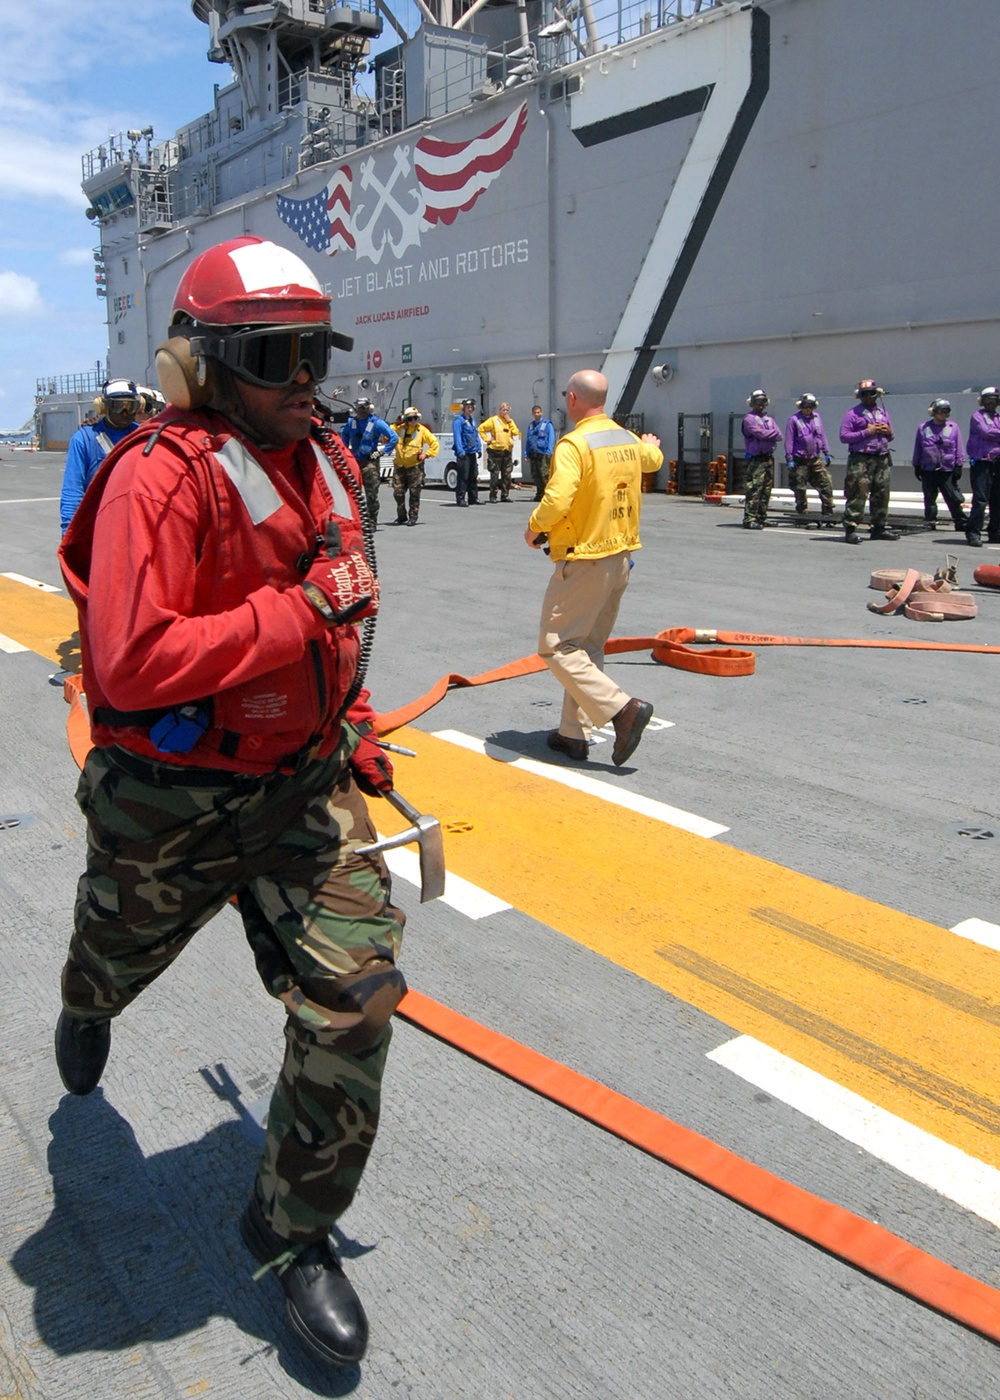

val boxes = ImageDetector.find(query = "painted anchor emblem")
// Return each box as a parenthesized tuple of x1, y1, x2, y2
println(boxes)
(352, 145, 424, 265)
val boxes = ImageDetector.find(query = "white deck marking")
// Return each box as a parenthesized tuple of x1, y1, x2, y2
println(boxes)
(1, 571, 61, 592)
(708, 1035, 1000, 1228)
(432, 729, 729, 838)
(0, 632, 28, 654)
(951, 918, 1000, 953)
(0, 497, 60, 505)
(380, 842, 511, 919)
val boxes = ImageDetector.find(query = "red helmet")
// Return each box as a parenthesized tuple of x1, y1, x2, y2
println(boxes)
(171, 236, 331, 327)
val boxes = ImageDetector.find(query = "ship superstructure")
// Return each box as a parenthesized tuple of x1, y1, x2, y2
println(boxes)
(79, 0, 1000, 476)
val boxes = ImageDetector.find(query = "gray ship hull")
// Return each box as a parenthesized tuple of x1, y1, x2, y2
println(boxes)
(95, 0, 1000, 459)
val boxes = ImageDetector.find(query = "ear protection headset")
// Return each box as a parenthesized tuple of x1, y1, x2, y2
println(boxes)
(155, 328, 216, 411)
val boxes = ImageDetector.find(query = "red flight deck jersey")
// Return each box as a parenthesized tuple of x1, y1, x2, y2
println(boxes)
(58, 407, 377, 775)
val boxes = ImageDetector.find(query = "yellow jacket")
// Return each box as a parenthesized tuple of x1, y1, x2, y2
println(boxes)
(394, 424, 439, 468)
(479, 414, 519, 451)
(528, 413, 663, 561)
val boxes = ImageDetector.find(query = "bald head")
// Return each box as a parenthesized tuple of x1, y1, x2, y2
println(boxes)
(564, 370, 607, 423)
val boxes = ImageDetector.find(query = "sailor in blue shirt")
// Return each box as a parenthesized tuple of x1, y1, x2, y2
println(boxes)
(340, 397, 399, 528)
(59, 378, 140, 533)
(451, 398, 482, 506)
(525, 405, 556, 501)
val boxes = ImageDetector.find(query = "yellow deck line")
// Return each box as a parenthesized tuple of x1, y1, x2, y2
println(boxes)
(7, 580, 999, 1166)
(382, 726, 1000, 1169)
(0, 575, 78, 667)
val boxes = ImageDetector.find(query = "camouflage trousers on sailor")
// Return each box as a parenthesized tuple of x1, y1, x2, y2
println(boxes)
(63, 740, 406, 1245)
(742, 455, 774, 524)
(790, 456, 834, 513)
(487, 448, 513, 501)
(844, 451, 891, 531)
(528, 452, 551, 501)
(360, 457, 382, 524)
(392, 463, 424, 521)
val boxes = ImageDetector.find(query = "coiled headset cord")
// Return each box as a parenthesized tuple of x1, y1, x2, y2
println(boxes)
(311, 399, 378, 719)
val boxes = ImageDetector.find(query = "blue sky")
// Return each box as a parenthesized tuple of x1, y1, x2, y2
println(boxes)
(0, 2, 220, 429)
(0, 0, 415, 431)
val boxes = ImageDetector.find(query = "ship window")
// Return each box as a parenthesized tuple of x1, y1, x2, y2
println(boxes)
(117, 331, 125, 345)
(123, 259, 128, 275)
(551, 75, 582, 101)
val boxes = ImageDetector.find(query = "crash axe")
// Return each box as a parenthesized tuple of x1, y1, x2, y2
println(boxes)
(357, 788, 446, 903)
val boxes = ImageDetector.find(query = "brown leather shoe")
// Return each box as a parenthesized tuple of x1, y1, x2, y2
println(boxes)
(546, 730, 588, 761)
(611, 698, 653, 766)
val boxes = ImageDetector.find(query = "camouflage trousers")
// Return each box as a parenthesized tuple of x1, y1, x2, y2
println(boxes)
(742, 455, 774, 524)
(392, 463, 424, 521)
(790, 456, 834, 513)
(844, 451, 891, 531)
(487, 448, 514, 501)
(359, 457, 382, 524)
(528, 453, 551, 501)
(63, 740, 406, 1245)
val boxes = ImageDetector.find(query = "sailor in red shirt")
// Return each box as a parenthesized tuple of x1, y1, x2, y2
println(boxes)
(56, 236, 403, 1368)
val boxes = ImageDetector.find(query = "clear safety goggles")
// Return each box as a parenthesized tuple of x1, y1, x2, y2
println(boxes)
(192, 324, 350, 387)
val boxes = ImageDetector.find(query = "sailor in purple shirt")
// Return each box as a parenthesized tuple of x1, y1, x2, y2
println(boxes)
(964, 386, 1000, 546)
(740, 389, 782, 529)
(783, 393, 834, 519)
(838, 379, 898, 543)
(911, 398, 968, 533)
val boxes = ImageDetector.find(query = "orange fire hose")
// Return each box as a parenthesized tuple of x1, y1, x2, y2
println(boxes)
(374, 625, 1000, 732)
(60, 641, 1000, 1343)
(974, 564, 1000, 589)
(65, 625, 1000, 757)
(398, 989, 1000, 1346)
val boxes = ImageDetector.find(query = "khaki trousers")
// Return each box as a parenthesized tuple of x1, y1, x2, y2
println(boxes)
(538, 552, 631, 741)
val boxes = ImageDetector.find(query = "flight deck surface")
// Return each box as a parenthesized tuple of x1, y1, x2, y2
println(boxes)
(2, 454, 999, 1398)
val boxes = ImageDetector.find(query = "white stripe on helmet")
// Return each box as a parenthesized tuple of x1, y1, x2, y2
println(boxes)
(228, 241, 323, 295)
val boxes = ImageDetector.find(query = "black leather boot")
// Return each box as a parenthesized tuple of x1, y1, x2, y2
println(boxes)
(241, 1195, 369, 1366)
(54, 1011, 111, 1095)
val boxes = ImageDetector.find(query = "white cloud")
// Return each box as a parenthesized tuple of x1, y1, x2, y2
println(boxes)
(0, 1, 204, 206)
(0, 129, 90, 207)
(0, 2, 195, 86)
(59, 247, 98, 267)
(0, 271, 45, 318)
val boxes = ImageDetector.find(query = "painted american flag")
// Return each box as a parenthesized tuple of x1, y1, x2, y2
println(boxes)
(276, 103, 528, 256)
(415, 103, 528, 227)
(276, 166, 355, 255)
